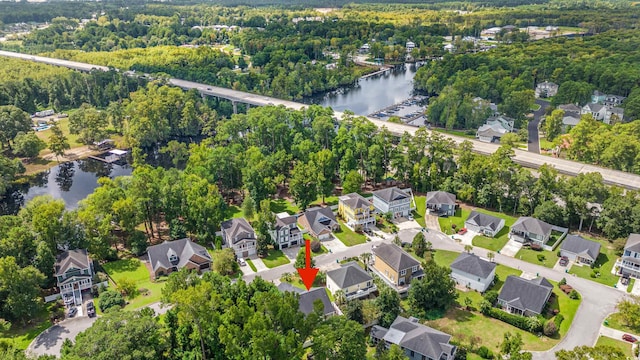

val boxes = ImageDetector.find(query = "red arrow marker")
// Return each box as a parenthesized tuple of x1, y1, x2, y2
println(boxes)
(296, 239, 319, 290)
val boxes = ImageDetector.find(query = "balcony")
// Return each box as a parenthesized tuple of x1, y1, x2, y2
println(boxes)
(345, 284, 377, 300)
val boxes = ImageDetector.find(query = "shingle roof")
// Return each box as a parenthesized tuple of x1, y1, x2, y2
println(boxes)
(221, 218, 255, 244)
(511, 217, 553, 238)
(302, 207, 337, 236)
(297, 288, 334, 315)
(275, 214, 297, 229)
(373, 187, 410, 203)
(585, 103, 605, 112)
(373, 243, 420, 272)
(562, 116, 580, 127)
(339, 193, 371, 210)
(558, 104, 582, 113)
(382, 316, 455, 360)
(147, 238, 211, 272)
(625, 234, 640, 253)
(560, 235, 601, 261)
(277, 282, 304, 294)
(450, 253, 496, 279)
(55, 249, 90, 276)
(327, 262, 373, 289)
(426, 191, 456, 206)
(477, 123, 508, 138)
(465, 211, 503, 231)
(498, 276, 553, 314)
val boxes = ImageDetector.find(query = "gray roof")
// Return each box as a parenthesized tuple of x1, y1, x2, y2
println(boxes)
(373, 243, 420, 272)
(562, 116, 580, 127)
(302, 207, 337, 235)
(297, 288, 334, 316)
(381, 316, 455, 359)
(450, 253, 496, 279)
(498, 276, 553, 314)
(477, 124, 507, 139)
(426, 191, 456, 206)
(625, 234, 640, 253)
(511, 217, 553, 238)
(275, 214, 297, 230)
(560, 235, 601, 261)
(221, 218, 255, 244)
(373, 187, 410, 203)
(147, 238, 211, 272)
(558, 104, 582, 113)
(55, 249, 90, 276)
(327, 262, 373, 289)
(610, 107, 624, 115)
(585, 103, 605, 112)
(277, 282, 304, 294)
(465, 210, 502, 231)
(339, 193, 371, 209)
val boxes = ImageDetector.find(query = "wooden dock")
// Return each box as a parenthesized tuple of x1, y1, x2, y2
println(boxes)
(88, 155, 121, 163)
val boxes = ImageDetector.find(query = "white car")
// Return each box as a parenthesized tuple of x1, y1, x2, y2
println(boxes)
(238, 258, 247, 266)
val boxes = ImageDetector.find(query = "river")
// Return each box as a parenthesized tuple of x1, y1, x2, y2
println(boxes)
(3, 63, 419, 212)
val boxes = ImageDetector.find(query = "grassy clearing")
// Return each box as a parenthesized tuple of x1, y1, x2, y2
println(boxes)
(223, 204, 244, 219)
(569, 236, 619, 287)
(311, 195, 339, 206)
(246, 259, 258, 272)
(438, 208, 471, 235)
(432, 249, 461, 268)
(605, 312, 640, 335)
(270, 198, 300, 215)
(334, 222, 367, 246)
(0, 315, 52, 350)
(262, 250, 290, 268)
(539, 136, 556, 151)
(34, 118, 82, 152)
(102, 258, 165, 310)
(515, 247, 556, 268)
(434, 128, 477, 139)
(412, 195, 426, 227)
(594, 336, 633, 357)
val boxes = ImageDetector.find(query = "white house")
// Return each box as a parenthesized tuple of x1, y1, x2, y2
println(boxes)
(372, 187, 414, 219)
(405, 41, 416, 53)
(450, 253, 496, 292)
(464, 211, 505, 238)
(269, 212, 302, 250)
(326, 262, 376, 300)
(535, 81, 559, 98)
(55, 249, 93, 306)
(581, 103, 606, 121)
(560, 235, 601, 265)
(620, 234, 640, 279)
(221, 218, 257, 258)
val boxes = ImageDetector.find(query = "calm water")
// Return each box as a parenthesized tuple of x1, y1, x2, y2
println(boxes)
(3, 64, 419, 212)
(304, 62, 420, 115)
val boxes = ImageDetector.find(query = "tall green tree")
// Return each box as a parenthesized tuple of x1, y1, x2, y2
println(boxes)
(0, 256, 45, 325)
(311, 316, 367, 360)
(47, 122, 70, 162)
(13, 132, 46, 158)
(289, 161, 318, 211)
(408, 260, 457, 316)
(0, 105, 32, 150)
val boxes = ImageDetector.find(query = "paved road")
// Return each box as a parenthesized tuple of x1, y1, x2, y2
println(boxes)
(2, 50, 640, 190)
(528, 99, 550, 153)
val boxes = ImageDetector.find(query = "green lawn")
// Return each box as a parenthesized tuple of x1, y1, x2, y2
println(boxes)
(547, 280, 582, 336)
(539, 136, 556, 151)
(262, 250, 290, 268)
(434, 128, 477, 139)
(412, 195, 426, 228)
(0, 317, 52, 350)
(515, 247, 556, 268)
(270, 198, 300, 215)
(311, 195, 339, 206)
(246, 259, 258, 272)
(568, 236, 619, 287)
(605, 312, 640, 335)
(102, 258, 165, 310)
(628, 278, 636, 293)
(426, 308, 558, 352)
(439, 208, 471, 235)
(594, 336, 634, 358)
(493, 264, 524, 291)
(432, 249, 461, 268)
(469, 208, 518, 253)
(530, 103, 541, 111)
(334, 222, 367, 246)
(223, 204, 244, 219)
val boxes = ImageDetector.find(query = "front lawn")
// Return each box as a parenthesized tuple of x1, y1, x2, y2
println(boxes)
(569, 236, 619, 287)
(493, 264, 524, 291)
(546, 280, 581, 336)
(432, 249, 461, 268)
(515, 247, 556, 268)
(246, 259, 258, 272)
(334, 222, 367, 246)
(412, 195, 426, 228)
(594, 336, 634, 358)
(102, 258, 165, 310)
(605, 312, 640, 335)
(262, 250, 290, 268)
(438, 208, 471, 235)
(470, 208, 518, 253)
(628, 278, 636, 293)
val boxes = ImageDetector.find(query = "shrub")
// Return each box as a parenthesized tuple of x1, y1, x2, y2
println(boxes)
(453, 345, 467, 360)
(484, 290, 499, 306)
(526, 316, 543, 332)
(554, 314, 565, 328)
(556, 250, 561, 257)
(118, 278, 137, 298)
(559, 277, 567, 286)
(310, 240, 322, 252)
(569, 290, 580, 299)
(537, 254, 546, 262)
(477, 346, 494, 359)
(544, 320, 558, 336)
(99, 290, 125, 312)
(485, 307, 544, 333)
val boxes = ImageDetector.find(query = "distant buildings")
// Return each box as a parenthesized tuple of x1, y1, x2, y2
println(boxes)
(535, 81, 558, 98)
(476, 115, 515, 143)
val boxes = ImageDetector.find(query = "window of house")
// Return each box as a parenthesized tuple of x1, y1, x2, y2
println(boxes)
(400, 269, 406, 276)
(412, 265, 418, 273)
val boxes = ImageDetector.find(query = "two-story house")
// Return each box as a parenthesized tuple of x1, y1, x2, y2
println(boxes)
(371, 316, 457, 360)
(298, 207, 339, 240)
(581, 103, 606, 121)
(338, 193, 375, 231)
(425, 191, 457, 216)
(55, 249, 93, 306)
(450, 253, 496, 292)
(372, 243, 423, 293)
(326, 262, 376, 300)
(270, 212, 302, 250)
(497, 276, 553, 316)
(535, 81, 558, 98)
(620, 233, 640, 279)
(509, 217, 553, 246)
(373, 187, 414, 219)
(221, 218, 257, 258)
(147, 238, 212, 279)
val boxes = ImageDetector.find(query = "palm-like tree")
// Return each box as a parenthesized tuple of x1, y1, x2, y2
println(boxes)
(360, 252, 372, 271)
(334, 289, 346, 306)
(464, 244, 473, 253)
(487, 252, 495, 262)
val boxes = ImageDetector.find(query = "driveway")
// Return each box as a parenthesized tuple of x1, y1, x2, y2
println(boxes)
(454, 230, 477, 246)
(424, 214, 441, 231)
(528, 99, 549, 154)
(323, 236, 349, 253)
(500, 239, 523, 257)
(248, 255, 268, 272)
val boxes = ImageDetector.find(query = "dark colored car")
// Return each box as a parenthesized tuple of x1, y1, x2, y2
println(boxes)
(68, 307, 77, 318)
(559, 256, 569, 266)
(86, 301, 96, 317)
(622, 334, 637, 343)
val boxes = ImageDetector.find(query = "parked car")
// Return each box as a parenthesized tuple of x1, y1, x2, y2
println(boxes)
(621, 276, 630, 285)
(86, 301, 96, 317)
(68, 307, 77, 318)
(622, 334, 637, 343)
(559, 256, 569, 266)
(238, 258, 247, 266)
(457, 228, 468, 235)
(407, 215, 414, 221)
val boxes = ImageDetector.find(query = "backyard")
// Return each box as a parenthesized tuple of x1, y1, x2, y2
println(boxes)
(102, 258, 165, 310)
(515, 247, 556, 268)
(546, 280, 582, 336)
(269, 198, 300, 215)
(412, 195, 426, 228)
(594, 336, 634, 358)
(568, 236, 619, 287)
(334, 222, 367, 246)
